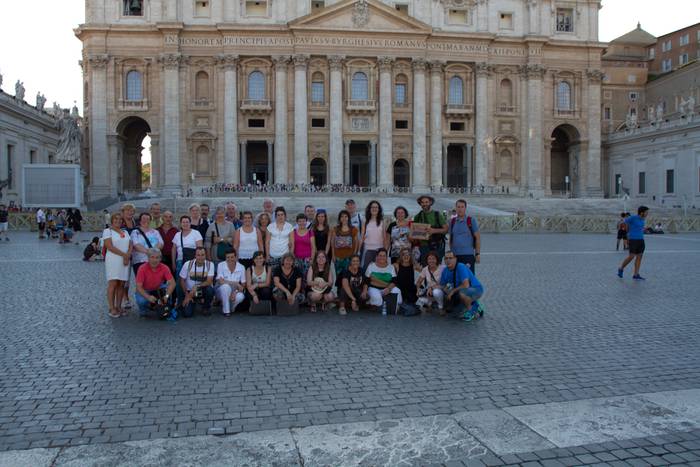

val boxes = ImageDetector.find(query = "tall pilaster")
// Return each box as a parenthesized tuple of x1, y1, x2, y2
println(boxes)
(585, 69, 604, 197)
(477, 0, 489, 31)
(429, 61, 444, 188)
(164, 0, 178, 21)
(218, 54, 239, 184)
(273, 56, 290, 184)
(240, 141, 247, 184)
(525, 64, 546, 196)
(87, 54, 110, 200)
(159, 53, 183, 193)
(475, 62, 491, 188)
(526, 0, 539, 35)
(412, 58, 428, 192)
(369, 140, 377, 187)
(293, 55, 309, 184)
(267, 140, 274, 183)
(518, 66, 529, 189)
(329, 56, 344, 185)
(378, 56, 394, 189)
(343, 140, 350, 185)
(149, 135, 160, 189)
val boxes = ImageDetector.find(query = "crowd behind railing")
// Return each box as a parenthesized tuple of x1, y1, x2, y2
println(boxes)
(193, 183, 517, 196)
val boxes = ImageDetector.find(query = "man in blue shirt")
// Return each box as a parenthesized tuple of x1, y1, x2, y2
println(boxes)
(448, 199, 481, 273)
(618, 205, 649, 280)
(440, 252, 485, 321)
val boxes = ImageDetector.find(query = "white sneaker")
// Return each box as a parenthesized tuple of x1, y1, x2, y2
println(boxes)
(123, 299, 133, 309)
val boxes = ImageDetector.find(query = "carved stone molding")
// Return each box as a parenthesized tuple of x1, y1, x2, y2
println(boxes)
(412, 58, 427, 72)
(475, 62, 493, 77)
(525, 0, 537, 9)
(429, 60, 445, 74)
(377, 56, 395, 72)
(293, 54, 310, 69)
(158, 53, 184, 70)
(586, 68, 605, 83)
(88, 54, 110, 69)
(352, 0, 370, 28)
(216, 54, 239, 70)
(523, 64, 546, 79)
(437, 0, 479, 7)
(272, 55, 291, 69)
(328, 55, 345, 71)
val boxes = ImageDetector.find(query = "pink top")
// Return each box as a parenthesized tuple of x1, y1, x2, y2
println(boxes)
(293, 229, 315, 260)
(364, 220, 385, 251)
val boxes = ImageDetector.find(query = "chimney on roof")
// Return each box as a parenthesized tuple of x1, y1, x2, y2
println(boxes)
(637, 22, 641, 29)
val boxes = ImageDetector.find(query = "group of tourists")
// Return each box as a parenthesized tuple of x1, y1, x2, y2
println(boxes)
(100, 196, 485, 322)
(35, 207, 83, 244)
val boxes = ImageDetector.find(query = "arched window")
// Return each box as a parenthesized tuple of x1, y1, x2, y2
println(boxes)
(557, 81, 572, 110)
(311, 72, 325, 104)
(393, 159, 410, 187)
(394, 74, 408, 105)
(351, 72, 369, 100)
(248, 71, 266, 100)
(448, 76, 464, 105)
(126, 70, 143, 101)
(195, 71, 209, 101)
(499, 79, 513, 108)
(499, 149, 513, 177)
(310, 158, 327, 186)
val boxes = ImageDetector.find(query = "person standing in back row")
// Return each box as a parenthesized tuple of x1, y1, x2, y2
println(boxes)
(618, 206, 649, 281)
(414, 195, 447, 264)
(449, 199, 480, 273)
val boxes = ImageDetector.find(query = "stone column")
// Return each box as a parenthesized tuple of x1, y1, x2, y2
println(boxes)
(267, 140, 274, 184)
(293, 55, 309, 184)
(107, 135, 120, 196)
(218, 54, 239, 184)
(412, 58, 428, 192)
(343, 140, 351, 185)
(160, 53, 183, 194)
(273, 56, 290, 184)
(240, 141, 247, 185)
(369, 140, 377, 187)
(442, 143, 448, 186)
(525, 64, 546, 196)
(518, 66, 529, 190)
(329, 56, 344, 185)
(378, 56, 394, 189)
(429, 61, 444, 188)
(475, 62, 490, 189)
(149, 135, 160, 189)
(585, 69, 604, 197)
(87, 54, 110, 200)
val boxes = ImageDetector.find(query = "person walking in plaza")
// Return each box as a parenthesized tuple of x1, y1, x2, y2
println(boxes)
(178, 246, 215, 317)
(103, 212, 132, 318)
(157, 210, 178, 273)
(448, 199, 481, 273)
(618, 206, 650, 280)
(171, 215, 204, 276)
(360, 200, 387, 269)
(616, 212, 629, 251)
(338, 254, 369, 315)
(130, 212, 164, 275)
(206, 206, 235, 264)
(272, 253, 304, 306)
(134, 248, 175, 318)
(306, 251, 336, 313)
(266, 207, 293, 266)
(365, 248, 402, 311)
(416, 251, 446, 314)
(386, 206, 412, 264)
(234, 211, 263, 269)
(0, 204, 9, 241)
(414, 195, 448, 264)
(291, 213, 316, 275)
(215, 249, 247, 316)
(189, 203, 209, 239)
(67, 208, 83, 244)
(311, 209, 331, 258)
(246, 251, 273, 305)
(330, 210, 359, 277)
(440, 251, 484, 321)
(36, 207, 46, 239)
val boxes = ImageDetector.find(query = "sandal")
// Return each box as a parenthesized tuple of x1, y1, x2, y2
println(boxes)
(108, 310, 121, 318)
(119, 308, 128, 317)
(310, 304, 317, 313)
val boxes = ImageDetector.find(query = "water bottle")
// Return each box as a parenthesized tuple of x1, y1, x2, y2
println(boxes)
(381, 301, 387, 316)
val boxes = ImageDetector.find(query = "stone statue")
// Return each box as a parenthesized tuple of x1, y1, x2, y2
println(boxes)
(656, 103, 664, 123)
(55, 109, 82, 164)
(630, 112, 638, 128)
(15, 80, 25, 101)
(52, 102, 62, 116)
(35, 92, 46, 111)
(679, 98, 688, 117)
(688, 95, 696, 118)
(648, 106, 655, 124)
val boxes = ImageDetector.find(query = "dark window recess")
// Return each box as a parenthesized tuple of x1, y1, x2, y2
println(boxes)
(248, 119, 265, 128)
(311, 118, 326, 128)
(450, 121, 465, 131)
(395, 120, 409, 129)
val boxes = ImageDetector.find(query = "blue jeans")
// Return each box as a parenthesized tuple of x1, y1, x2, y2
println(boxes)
(177, 285, 214, 318)
(135, 285, 169, 317)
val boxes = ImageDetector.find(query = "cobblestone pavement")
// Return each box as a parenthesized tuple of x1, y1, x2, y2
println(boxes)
(1, 232, 700, 464)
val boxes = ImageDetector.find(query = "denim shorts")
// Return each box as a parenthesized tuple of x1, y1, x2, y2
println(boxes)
(459, 286, 484, 300)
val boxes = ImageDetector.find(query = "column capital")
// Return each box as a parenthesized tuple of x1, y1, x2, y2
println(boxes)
(107, 134, 120, 145)
(412, 58, 427, 72)
(475, 62, 493, 77)
(520, 64, 546, 79)
(272, 55, 291, 68)
(586, 68, 605, 83)
(88, 54, 110, 69)
(377, 56, 395, 72)
(328, 55, 345, 71)
(428, 60, 445, 74)
(216, 53, 239, 70)
(292, 54, 310, 69)
(525, 0, 537, 9)
(158, 52, 184, 70)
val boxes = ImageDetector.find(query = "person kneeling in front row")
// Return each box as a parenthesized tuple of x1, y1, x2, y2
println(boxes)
(178, 246, 215, 317)
(365, 248, 402, 312)
(216, 248, 247, 316)
(338, 254, 369, 315)
(440, 252, 485, 321)
(272, 253, 304, 306)
(135, 248, 176, 318)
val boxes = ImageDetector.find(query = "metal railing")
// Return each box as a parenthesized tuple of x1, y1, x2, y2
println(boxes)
(445, 104, 474, 114)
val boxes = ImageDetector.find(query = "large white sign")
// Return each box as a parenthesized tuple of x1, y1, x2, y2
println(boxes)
(22, 165, 83, 208)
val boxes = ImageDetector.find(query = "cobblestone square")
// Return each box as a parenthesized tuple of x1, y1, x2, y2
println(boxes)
(1, 232, 700, 464)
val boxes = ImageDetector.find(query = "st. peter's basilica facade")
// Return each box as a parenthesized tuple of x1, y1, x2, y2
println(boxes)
(78, 0, 605, 200)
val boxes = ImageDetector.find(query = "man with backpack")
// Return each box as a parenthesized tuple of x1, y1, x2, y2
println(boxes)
(449, 199, 480, 273)
(414, 195, 448, 264)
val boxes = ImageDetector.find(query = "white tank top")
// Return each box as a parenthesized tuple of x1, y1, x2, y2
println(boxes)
(238, 227, 258, 259)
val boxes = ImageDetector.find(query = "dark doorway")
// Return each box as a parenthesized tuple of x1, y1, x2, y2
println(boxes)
(117, 117, 151, 192)
(349, 142, 369, 187)
(446, 144, 468, 188)
(393, 159, 409, 187)
(246, 141, 269, 185)
(550, 125, 580, 194)
(310, 158, 327, 186)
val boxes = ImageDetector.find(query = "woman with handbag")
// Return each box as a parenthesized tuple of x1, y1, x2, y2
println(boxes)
(306, 251, 336, 313)
(103, 212, 132, 318)
(171, 216, 204, 279)
(130, 212, 164, 275)
(205, 206, 234, 264)
(234, 211, 263, 269)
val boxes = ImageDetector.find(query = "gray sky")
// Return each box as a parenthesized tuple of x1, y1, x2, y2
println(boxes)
(0, 0, 697, 113)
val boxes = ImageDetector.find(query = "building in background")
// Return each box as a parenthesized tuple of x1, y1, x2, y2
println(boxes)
(77, 0, 606, 202)
(647, 22, 700, 76)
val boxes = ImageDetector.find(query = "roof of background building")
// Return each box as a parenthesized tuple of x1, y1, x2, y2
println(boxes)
(656, 21, 700, 40)
(611, 23, 657, 46)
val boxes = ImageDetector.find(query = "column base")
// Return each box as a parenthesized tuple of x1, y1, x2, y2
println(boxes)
(583, 188, 604, 198)
(412, 185, 430, 194)
(377, 184, 394, 193)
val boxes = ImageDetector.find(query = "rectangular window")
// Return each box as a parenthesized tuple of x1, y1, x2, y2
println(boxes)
(499, 13, 513, 30)
(638, 172, 646, 194)
(627, 74, 637, 84)
(680, 34, 689, 46)
(666, 169, 675, 193)
(604, 107, 611, 120)
(629, 92, 638, 101)
(395, 120, 408, 130)
(48, 153, 55, 164)
(448, 9, 469, 25)
(245, 0, 268, 16)
(450, 121, 465, 131)
(248, 119, 265, 128)
(311, 1, 325, 12)
(194, 0, 210, 16)
(394, 83, 406, 105)
(556, 8, 574, 32)
(6, 145, 13, 190)
(394, 3, 408, 14)
(666, 40, 672, 51)
(123, 0, 143, 16)
(30, 150, 36, 164)
(311, 82, 324, 104)
(662, 59, 672, 72)
(311, 118, 325, 128)
(680, 53, 689, 65)
(614, 174, 622, 195)
(649, 48, 655, 59)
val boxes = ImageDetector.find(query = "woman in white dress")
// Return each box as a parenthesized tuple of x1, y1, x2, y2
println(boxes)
(103, 212, 132, 318)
